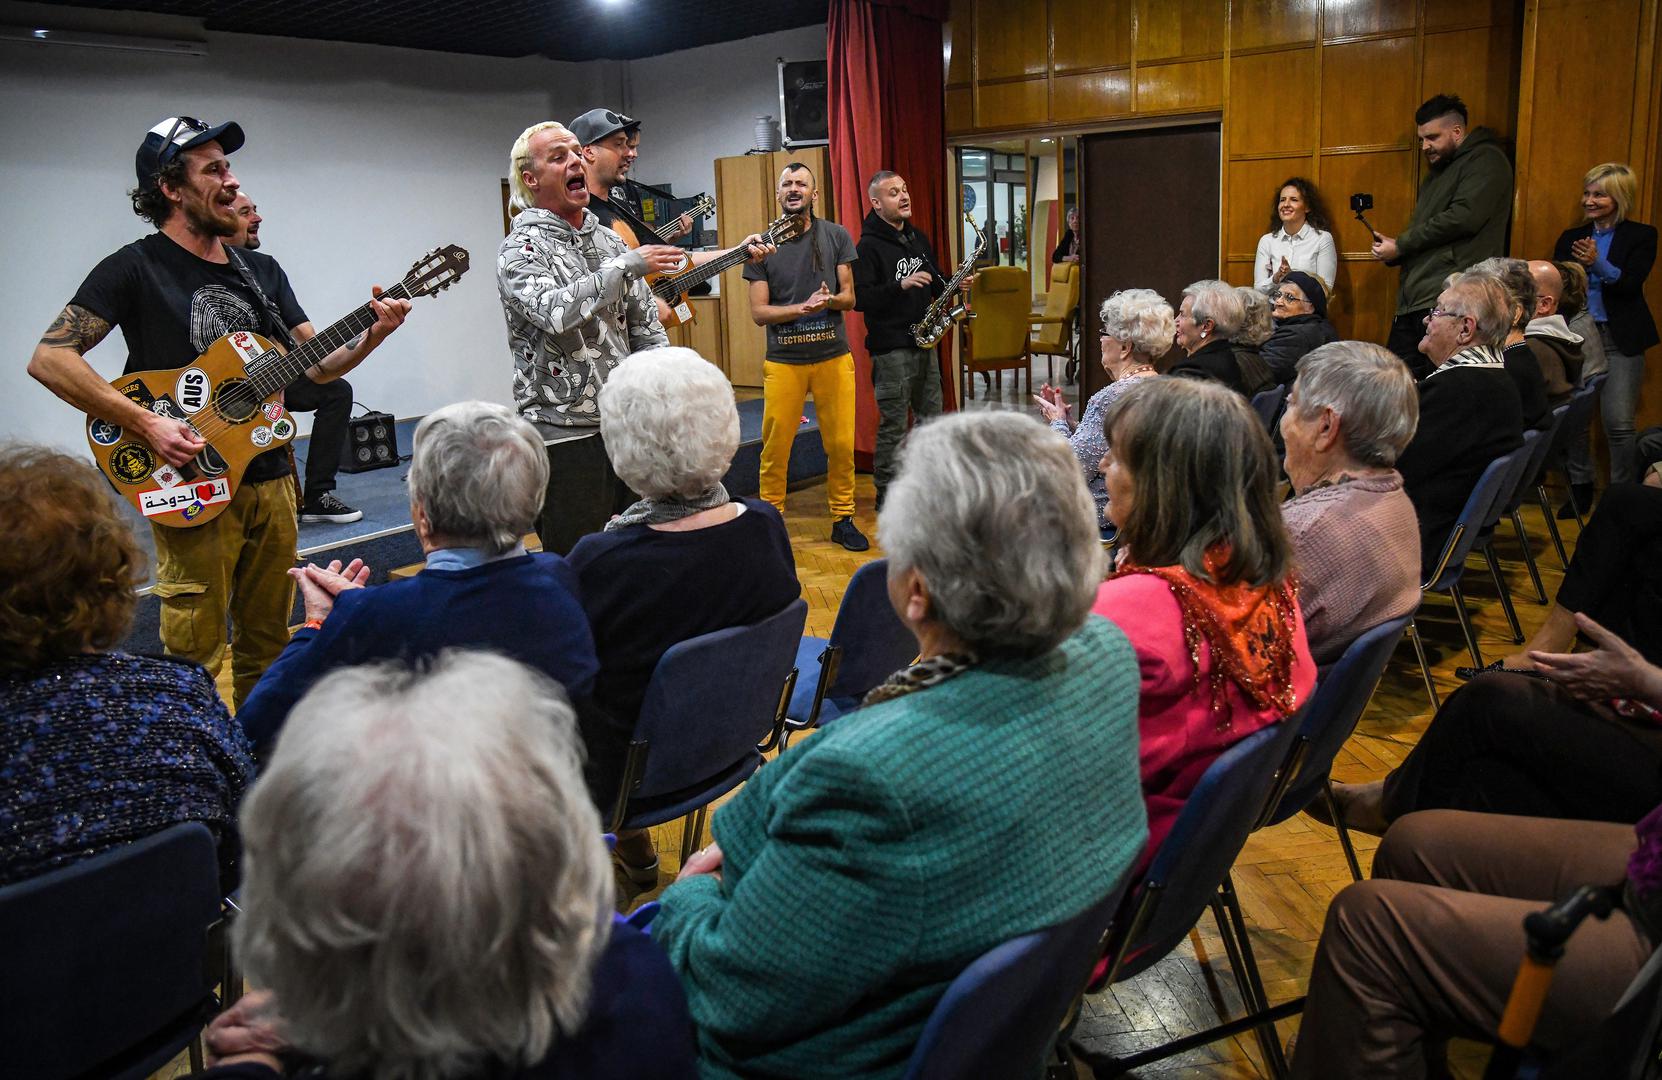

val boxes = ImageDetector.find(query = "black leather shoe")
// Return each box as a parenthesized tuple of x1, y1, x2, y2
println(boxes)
(830, 516, 869, 552)
(1557, 483, 1595, 520)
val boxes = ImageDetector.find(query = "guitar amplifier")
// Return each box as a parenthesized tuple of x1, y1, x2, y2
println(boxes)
(341, 410, 400, 473)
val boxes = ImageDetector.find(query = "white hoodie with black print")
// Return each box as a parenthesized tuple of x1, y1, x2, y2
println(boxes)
(497, 207, 667, 431)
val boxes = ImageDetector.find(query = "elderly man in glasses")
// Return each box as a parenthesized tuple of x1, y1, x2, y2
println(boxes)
(1393, 270, 1526, 575)
(26, 115, 411, 706)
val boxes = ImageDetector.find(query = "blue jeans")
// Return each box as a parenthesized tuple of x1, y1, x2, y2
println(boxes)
(1566, 324, 1646, 485)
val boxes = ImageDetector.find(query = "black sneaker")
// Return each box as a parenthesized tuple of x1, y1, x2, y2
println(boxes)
(830, 516, 869, 552)
(300, 492, 364, 524)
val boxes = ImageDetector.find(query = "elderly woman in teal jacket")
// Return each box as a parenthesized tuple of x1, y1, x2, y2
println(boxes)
(652, 410, 1148, 1079)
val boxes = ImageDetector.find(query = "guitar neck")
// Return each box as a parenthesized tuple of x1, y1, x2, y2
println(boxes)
(250, 282, 413, 395)
(652, 244, 752, 299)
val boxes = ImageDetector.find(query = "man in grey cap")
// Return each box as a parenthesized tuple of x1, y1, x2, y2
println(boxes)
(570, 107, 772, 324)
(27, 116, 411, 705)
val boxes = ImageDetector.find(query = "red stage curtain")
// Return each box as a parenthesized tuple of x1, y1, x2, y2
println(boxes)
(827, 0, 955, 471)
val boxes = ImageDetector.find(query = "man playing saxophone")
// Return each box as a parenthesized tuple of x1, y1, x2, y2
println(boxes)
(853, 170, 969, 509)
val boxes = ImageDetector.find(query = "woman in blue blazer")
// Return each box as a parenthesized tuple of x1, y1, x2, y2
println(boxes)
(1554, 162, 1659, 488)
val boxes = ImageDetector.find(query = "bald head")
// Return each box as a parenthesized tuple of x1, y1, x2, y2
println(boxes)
(1528, 260, 1563, 318)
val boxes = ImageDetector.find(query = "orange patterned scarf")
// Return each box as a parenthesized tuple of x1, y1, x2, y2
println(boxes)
(1113, 547, 1301, 725)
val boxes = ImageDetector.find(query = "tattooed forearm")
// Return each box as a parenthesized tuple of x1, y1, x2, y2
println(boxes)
(39, 305, 111, 354)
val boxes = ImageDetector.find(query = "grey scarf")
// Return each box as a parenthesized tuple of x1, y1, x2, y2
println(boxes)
(605, 484, 732, 531)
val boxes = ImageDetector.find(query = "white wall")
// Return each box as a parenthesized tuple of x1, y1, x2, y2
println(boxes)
(0, 26, 610, 452)
(620, 25, 826, 230)
(0, 13, 817, 456)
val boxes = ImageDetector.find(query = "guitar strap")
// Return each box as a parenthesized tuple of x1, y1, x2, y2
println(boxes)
(605, 188, 669, 246)
(224, 245, 305, 497)
(225, 246, 301, 353)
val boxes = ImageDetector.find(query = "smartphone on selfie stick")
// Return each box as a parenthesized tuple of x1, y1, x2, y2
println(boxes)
(1351, 192, 1380, 241)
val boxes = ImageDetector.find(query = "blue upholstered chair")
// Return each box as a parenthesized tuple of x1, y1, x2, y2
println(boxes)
(605, 599, 807, 863)
(783, 558, 915, 744)
(0, 822, 224, 1079)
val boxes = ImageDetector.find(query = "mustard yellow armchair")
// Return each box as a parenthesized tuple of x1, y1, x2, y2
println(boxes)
(1029, 261, 1081, 385)
(959, 265, 1033, 400)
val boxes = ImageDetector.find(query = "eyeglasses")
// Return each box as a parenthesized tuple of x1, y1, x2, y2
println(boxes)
(1424, 308, 1468, 323)
(1271, 290, 1307, 304)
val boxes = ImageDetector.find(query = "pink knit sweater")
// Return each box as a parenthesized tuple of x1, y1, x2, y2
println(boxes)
(1281, 472, 1422, 664)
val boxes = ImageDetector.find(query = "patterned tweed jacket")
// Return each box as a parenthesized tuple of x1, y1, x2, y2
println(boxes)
(653, 616, 1148, 1079)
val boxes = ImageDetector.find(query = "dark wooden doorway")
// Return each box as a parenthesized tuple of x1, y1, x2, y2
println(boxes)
(1079, 125, 1220, 399)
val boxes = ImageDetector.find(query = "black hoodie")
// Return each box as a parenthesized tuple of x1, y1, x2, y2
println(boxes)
(853, 209, 947, 352)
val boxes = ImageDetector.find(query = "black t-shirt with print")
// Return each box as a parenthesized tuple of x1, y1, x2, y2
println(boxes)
(71, 233, 309, 482)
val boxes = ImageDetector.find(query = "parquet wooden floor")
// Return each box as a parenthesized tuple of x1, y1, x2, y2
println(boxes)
(182, 369, 1580, 1078)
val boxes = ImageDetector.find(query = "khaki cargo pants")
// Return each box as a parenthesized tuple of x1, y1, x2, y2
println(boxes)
(151, 475, 298, 708)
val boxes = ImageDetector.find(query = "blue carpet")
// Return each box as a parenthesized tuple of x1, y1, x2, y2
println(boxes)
(121, 400, 827, 652)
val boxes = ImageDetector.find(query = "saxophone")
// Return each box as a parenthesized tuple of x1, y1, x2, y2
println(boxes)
(910, 212, 989, 348)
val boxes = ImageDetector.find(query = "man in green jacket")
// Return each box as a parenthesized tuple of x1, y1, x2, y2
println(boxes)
(1371, 93, 1514, 379)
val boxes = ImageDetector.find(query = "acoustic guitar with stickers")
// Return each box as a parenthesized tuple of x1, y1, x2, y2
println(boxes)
(605, 193, 716, 328)
(86, 244, 469, 528)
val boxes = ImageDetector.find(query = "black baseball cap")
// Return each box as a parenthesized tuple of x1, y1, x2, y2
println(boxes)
(135, 115, 245, 186)
(569, 108, 640, 147)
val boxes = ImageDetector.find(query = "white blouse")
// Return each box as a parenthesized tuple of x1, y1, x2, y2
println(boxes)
(1253, 224, 1338, 293)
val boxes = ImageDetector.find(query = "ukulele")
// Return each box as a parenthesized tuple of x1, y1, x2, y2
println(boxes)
(87, 244, 469, 528)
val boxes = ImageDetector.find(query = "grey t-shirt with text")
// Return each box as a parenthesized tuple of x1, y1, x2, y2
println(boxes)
(743, 219, 858, 364)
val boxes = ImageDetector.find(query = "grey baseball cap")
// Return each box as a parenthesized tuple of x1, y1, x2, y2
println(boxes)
(569, 108, 640, 146)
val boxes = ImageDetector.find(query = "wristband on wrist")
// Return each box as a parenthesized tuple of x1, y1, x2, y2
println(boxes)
(303, 618, 324, 631)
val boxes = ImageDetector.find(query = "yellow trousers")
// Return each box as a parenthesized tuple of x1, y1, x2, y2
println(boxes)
(761, 353, 856, 518)
(151, 475, 298, 708)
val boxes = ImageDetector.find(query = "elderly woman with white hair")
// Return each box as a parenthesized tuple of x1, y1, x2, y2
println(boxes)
(653, 411, 1147, 1079)
(1395, 271, 1526, 576)
(1169, 278, 1251, 394)
(568, 347, 800, 889)
(1034, 287, 1172, 524)
(236, 400, 603, 788)
(1279, 341, 1423, 662)
(192, 652, 698, 1080)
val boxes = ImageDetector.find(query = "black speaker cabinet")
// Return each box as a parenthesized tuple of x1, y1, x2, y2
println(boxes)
(778, 58, 829, 147)
(341, 410, 400, 474)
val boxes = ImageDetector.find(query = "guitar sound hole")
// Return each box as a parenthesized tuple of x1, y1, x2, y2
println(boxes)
(211, 378, 261, 424)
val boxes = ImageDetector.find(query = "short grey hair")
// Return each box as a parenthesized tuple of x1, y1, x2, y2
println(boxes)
(1291, 341, 1421, 466)
(1443, 272, 1512, 346)
(599, 347, 739, 498)
(1466, 256, 1536, 332)
(878, 412, 1104, 657)
(409, 401, 548, 554)
(1234, 287, 1274, 346)
(1183, 279, 1247, 338)
(1099, 288, 1175, 360)
(234, 651, 612, 1080)
(867, 169, 901, 200)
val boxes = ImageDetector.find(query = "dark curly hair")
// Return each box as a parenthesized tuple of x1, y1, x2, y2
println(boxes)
(1266, 177, 1335, 235)
(129, 157, 188, 227)
(0, 445, 145, 671)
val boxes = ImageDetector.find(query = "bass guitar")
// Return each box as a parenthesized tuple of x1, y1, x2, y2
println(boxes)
(87, 244, 469, 529)
(649, 211, 808, 324)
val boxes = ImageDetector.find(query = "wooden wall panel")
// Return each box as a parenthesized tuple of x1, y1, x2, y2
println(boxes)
(1425, 0, 1513, 30)
(976, 0, 1049, 80)
(1422, 26, 1517, 139)
(1322, 0, 1415, 40)
(946, 0, 974, 85)
(1331, 258, 1399, 344)
(1053, 70, 1133, 122)
(1229, 49, 1316, 155)
(1136, 59, 1225, 111)
(1227, 156, 1313, 258)
(978, 78, 1049, 129)
(1231, 0, 1318, 50)
(1053, 0, 1133, 72)
(1513, 0, 1647, 261)
(946, 88, 973, 134)
(1321, 36, 1417, 148)
(1136, 0, 1226, 61)
(1318, 150, 1418, 249)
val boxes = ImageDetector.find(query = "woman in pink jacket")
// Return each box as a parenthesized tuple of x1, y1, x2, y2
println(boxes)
(1091, 376, 1316, 862)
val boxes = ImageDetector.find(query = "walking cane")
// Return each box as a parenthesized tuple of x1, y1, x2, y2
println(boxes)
(1483, 884, 1622, 1079)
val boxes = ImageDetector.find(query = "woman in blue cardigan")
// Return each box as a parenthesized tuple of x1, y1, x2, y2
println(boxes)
(1554, 162, 1659, 488)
